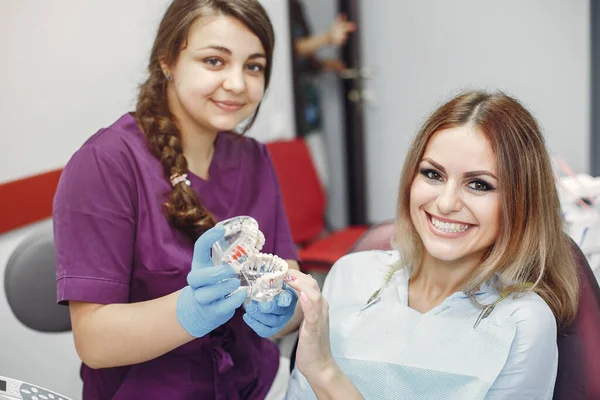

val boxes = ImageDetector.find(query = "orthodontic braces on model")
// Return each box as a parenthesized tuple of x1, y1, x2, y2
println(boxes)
(212, 216, 288, 302)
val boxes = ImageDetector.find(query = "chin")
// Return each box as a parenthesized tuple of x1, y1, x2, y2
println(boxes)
(213, 118, 247, 132)
(211, 122, 240, 132)
(426, 250, 463, 262)
(218, 124, 239, 132)
(422, 241, 465, 262)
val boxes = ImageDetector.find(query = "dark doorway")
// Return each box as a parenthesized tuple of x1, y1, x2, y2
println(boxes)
(338, 0, 367, 226)
(288, 0, 368, 226)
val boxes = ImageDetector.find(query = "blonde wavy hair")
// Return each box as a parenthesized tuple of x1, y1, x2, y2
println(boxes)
(393, 90, 579, 326)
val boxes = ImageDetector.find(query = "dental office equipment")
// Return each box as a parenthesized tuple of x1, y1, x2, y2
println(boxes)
(0, 376, 72, 400)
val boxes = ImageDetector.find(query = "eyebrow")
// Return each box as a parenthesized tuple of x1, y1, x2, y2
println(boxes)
(421, 157, 498, 180)
(197, 45, 266, 60)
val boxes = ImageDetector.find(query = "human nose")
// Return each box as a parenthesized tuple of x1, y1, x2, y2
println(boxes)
(435, 183, 463, 214)
(222, 67, 246, 94)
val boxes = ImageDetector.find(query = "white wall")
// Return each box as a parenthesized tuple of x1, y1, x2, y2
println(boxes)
(0, 1, 294, 398)
(0, 0, 295, 184)
(0, 0, 168, 183)
(251, 0, 297, 142)
(359, 0, 591, 223)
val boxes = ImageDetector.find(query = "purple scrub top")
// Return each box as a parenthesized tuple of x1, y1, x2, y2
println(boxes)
(53, 113, 298, 399)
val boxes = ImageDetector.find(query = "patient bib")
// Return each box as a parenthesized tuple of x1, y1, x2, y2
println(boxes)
(287, 280, 517, 400)
(328, 300, 516, 400)
(286, 251, 518, 400)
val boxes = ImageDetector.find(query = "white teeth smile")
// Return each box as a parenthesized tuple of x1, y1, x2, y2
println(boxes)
(430, 216, 469, 233)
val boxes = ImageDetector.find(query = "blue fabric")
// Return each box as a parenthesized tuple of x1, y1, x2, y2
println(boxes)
(243, 286, 298, 337)
(177, 226, 246, 338)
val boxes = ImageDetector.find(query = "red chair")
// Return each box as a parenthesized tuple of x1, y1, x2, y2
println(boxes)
(266, 138, 369, 272)
(345, 221, 600, 399)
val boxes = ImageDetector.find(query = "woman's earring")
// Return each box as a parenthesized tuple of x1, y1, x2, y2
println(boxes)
(165, 72, 173, 81)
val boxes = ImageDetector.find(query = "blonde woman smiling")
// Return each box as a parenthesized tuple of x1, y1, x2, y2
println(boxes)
(285, 91, 579, 400)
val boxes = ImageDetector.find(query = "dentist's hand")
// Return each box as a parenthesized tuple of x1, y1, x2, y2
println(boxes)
(243, 285, 298, 338)
(177, 226, 247, 338)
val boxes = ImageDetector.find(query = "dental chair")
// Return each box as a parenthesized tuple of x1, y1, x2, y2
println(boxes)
(289, 221, 600, 399)
(554, 240, 600, 399)
(4, 219, 71, 332)
(3, 220, 74, 399)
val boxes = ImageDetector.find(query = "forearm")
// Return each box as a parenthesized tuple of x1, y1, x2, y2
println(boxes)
(295, 33, 331, 57)
(70, 291, 194, 369)
(310, 365, 364, 400)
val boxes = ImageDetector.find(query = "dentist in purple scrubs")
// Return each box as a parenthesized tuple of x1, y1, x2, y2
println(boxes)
(53, 1, 302, 398)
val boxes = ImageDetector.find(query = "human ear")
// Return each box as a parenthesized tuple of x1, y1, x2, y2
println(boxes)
(159, 58, 172, 81)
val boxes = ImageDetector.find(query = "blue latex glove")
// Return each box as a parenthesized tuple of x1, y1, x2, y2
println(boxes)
(177, 225, 247, 338)
(243, 285, 298, 338)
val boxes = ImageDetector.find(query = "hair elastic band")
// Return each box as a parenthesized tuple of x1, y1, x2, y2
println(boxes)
(170, 173, 190, 187)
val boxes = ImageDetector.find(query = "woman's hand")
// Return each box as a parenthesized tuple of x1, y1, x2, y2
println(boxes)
(286, 270, 364, 399)
(321, 58, 346, 73)
(285, 269, 337, 383)
(327, 13, 357, 47)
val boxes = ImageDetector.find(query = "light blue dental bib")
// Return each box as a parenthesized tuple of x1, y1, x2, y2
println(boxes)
(328, 300, 516, 400)
(285, 253, 520, 400)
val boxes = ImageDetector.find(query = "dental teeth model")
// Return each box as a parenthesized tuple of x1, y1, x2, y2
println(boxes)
(242, 253, 289, 302)
(212, 216, 287, 302)
(211, 216, 265, 273)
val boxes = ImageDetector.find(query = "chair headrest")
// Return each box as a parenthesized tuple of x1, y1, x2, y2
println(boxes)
(4, 220, 71, 332)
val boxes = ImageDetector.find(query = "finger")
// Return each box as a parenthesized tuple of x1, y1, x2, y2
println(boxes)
(246, 306, 291, 327)
(193, 278, 241, 304)
(298, 291, 319, 326)
(187, 264, 237, 288)
(285, 270, 321, 296)
(333, 61, 346, 71)
(276, 290, 293, 307)
(191, 225, 226, 269)
(254, 299, 279, 314)
(243, 313, 275, 338)
(205, 288, 247, 313)
(285, 269, 312, 282)
(266, 284, 298, 315)
(300, 285, 325, 314)
(247, 300, 287, 316)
